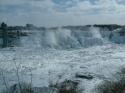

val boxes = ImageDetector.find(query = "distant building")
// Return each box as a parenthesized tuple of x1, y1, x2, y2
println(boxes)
(26, 24, 36, 29)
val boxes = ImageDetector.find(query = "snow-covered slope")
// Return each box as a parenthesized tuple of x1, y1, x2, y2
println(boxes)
(0, 27, 125, 93)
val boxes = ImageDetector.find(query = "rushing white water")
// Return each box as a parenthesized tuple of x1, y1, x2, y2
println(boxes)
(90, 26, 103, 39)
(20, 27, 105, 49)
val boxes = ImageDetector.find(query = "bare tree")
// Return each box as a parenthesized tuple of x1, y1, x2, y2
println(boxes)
(13, 58, 22, 93)
(0, 68, 9, 93)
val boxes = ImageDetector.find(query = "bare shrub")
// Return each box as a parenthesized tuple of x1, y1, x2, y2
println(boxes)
(0, 69, 9, 93)
(97, 80, 125, 93)
(2, 82, 34, 93)
(97, 68, 125, 93)
(50, 80, 81, 93)
(3, 82, 56, 93)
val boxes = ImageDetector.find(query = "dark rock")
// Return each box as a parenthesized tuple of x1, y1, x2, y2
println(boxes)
(75, 72, 94, 80)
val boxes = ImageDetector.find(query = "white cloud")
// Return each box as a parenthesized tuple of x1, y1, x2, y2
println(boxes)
(0, 0, 26, 5)
(66, 0, 125, 15)
(0, 0, 125, 26)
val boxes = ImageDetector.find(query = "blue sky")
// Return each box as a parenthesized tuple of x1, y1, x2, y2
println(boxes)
(0, 0, 125, 27)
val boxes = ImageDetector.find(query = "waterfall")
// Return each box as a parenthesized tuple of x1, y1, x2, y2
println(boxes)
(20, 27, 106, 49)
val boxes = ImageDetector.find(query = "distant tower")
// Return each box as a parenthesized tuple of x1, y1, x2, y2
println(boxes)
(1, 22, 8, 47)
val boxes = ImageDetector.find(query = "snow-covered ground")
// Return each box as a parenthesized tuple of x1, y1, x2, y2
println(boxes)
(0, 27, 125, 93)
